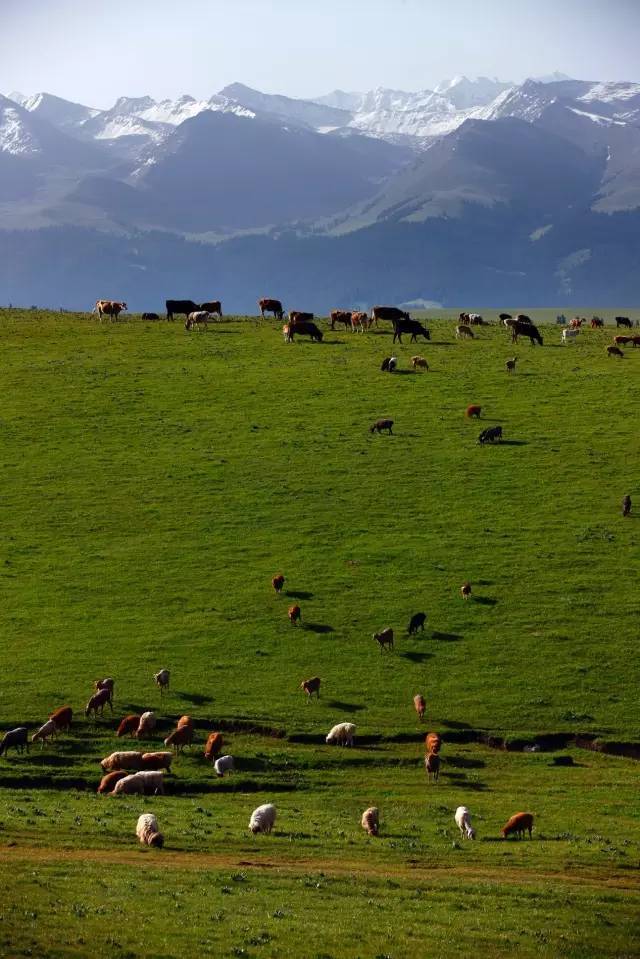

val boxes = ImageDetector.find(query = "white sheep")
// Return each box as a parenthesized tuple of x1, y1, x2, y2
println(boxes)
(325, 722, 356, 746)
(214, 755, 235, 777)
(249, 803, 277, 834)
(113, 770, 165, 796)
(454, 805, 476, 839)
(361, 806, 379, 836)
(154, 669, 170, 694)
(31, 719, 58, 747)
(136, 813, 164, 848)
(100, 751, 144, 773)
(135, 711, 156, 739)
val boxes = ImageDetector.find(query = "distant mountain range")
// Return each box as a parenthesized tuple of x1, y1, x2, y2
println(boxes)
(2, 74, 640, 309)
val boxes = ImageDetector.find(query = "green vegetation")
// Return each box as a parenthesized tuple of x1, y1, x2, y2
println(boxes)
(0, 308, 638, 958)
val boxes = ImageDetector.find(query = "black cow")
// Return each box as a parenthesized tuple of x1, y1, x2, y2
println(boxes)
(371, 305, 410, 326)
(259, 298, 284, 320)
(478, 426, 503, 445)
(408, 612, 426, 635)
(200, 300, 222, 317)
(166, 300, 199, 321)
(392, 319, 431, 344)
(615, 316, 633, 328)
(289, 321, 323, 342)
(510, 321, 543, 345)
(142, 312, 159, 320)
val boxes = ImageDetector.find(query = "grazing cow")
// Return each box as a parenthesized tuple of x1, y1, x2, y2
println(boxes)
(607, 345, 624, 358)
(140, 752, 173, 772)
(154, 669, 170, 694)
(301, 676, 321, 700)
(272, 574, 285, 593)
(330, 309, 352, 330)
(425, 732, 441, 754)
(101, 751, 145, 773)
(49, 706, 72, 732)
(373, 627, 394, 652)
(204, 732, 224, 761)
(591, 317, 604, 328)
(200, 301, 222, 317)
(425, 752, 440, 782)
(622, 495, 632, 517)
(510, 321, 543, 345)
(408, 612, 426, 635)
(499, 313, 512, 322)
(259, 298, 285, 320)
(117, 715, 141, 738)
(501, 812, 534, 839)
(613, 335, 632, 346)
(0, 727, 28, 756)
(370, 419, 393, 435)
(326, 722, 356, 746)
(411, 355, 429, 370)
(288, 604, 302, 626)
(615, 316, 632, 328)
(516, 314, 533, 325)
(413, 694, 426, 721)
(94, 300, 127, 321)
(166, 300, 199, 321)
(468, 313, 485, 325)
(466, 405, 482, 418)
(288, 321, 323, 342)
(370, 305, 410, 327)
(455, 806, 476, 839)
(478, 426, 502, 444)
(562, 328, 580, 344)
(456, 324, 474, 339)
(392, 319, 430, 344)
(135, 711, 156, 739)
(569, 317, 583, 329)
(289, 311, 314, 325)
(461, 582, 472, 600)
(350, 311, 369, 332)
(631, 336, 640, 347)
(142, 312, 159, 320)
(185, 311, 213, 331)
(361, 807, 379, 836)
(85, 687, 113, 718)
(506, 357, 517, 373)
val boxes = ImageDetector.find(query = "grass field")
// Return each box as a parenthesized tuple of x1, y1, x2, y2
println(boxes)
(0, 307, 638, 958)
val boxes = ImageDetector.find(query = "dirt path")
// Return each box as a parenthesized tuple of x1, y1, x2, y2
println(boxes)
(1, 843, 638, 892)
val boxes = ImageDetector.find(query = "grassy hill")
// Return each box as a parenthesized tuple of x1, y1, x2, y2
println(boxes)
(0, 308, 638, 958)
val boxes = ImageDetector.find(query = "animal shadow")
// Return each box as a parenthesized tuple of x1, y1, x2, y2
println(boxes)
(498, 440, 527, 446)
(326, 700, 365, 713)
(401, 651, 432, 664)
(440, 719, 472, 729)
(391, 369, 416, 376)
(285, 590, 314, 600)
(177, 692, 214, 706)
(431, 631, 461, 642)
(446, 755, 486, 769)
(304, 623, 334, 634)
(442, 771, 488, 791)
(473, 596, 498, 607)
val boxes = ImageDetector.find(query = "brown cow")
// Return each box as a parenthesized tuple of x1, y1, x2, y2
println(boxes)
(632, 336, 640, 347)
(501, 812, 534, 839)
(204, 732, 224, 761)
(425, 732, 441, 754)
(466, 405, 482, 418)
(461, 581, 472, 600)
(411, 355, 429, 370)
(272, 574, 285, 593)
(288, 604, 302, 625)
(330, 309, 352, 330)
(607, 345, 624, 357)
(259, 298, 284, 320)
(425, 751, 440, 782)
(373, 627, 394, 652)
(94, 300, 127, 321)
(614, 335, 632, 346)
(49, 706, 73, 732)
(591, 317, 604, 328)
(98, 771, 129, 794)
(370, 418, 393, 435)
(456, 324, 474, 339)
(351, 311, 369, 332)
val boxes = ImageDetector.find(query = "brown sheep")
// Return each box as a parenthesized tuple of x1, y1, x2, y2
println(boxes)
(49, 705, 73, 732)
(501, 812, 534, 839)
(116, 715, 141, 738)
(204, 732, 224, 761)
(98, 771, 129, 794)
(425, 732, 441, 754)
(425, 751, 441, 782)
(164, 725, 193, 752)
(140, 752, 173, 771)
(413, 694, 426, 721)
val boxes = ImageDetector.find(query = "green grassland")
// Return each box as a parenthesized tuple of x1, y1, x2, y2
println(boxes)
(0, 307, 639, 958)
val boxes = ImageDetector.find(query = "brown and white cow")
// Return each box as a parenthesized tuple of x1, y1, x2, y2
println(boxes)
(94, 300, 127, 321)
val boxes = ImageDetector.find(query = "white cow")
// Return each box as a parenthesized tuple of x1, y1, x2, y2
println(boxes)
(562, 328, 580, 344)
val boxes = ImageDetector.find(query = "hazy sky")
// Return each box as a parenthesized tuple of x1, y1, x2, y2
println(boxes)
(2, 0, 639, 107)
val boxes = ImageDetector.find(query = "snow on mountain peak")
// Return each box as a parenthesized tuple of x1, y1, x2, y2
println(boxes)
(0, 100, 39, 155)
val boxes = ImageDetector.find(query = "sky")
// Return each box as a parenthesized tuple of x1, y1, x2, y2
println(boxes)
(1, 0, 639, 108)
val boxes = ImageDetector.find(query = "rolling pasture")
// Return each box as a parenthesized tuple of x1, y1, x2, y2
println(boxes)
(0, 307, 639, 958)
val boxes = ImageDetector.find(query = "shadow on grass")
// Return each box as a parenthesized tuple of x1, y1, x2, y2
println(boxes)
(178, 691, 215, 706)
(473, 596, 498, 607)
(326, 700, 365, 714)
(431, 631, 461, 642)
(401, 651, 432, 664)
(440, 719, 473, 729)
(441, 771, 488, 791)
(446, 755, 486, 769)
(497, 440, 528, 446)
(285, 590, 313, 600)
(304, 623, 334, 634)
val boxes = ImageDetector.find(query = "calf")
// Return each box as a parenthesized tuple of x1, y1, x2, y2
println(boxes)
(607, 345, 624, 358)
(505, 357, 517, 373)
(85, 687, 113, 718)
(461, 581, 472, 600)
(478, 426, 502, 444)
(49, 706, 72, 732)
(117, 714, 141, 738)
(622, 495, 632, 517)
(301, 676, 321, 700)
(455, 806, 476, 839)
(288, 604, 302, 626)
(466, 405, 482, 418)
(425, 732, 441, 754)
(408, 612, 426, 635)
(370, 419, 393, 435)
(413, 694, 426, 721)
(425, 751, 440, 782)
(456, 324, 474, 339)
(204, 732, 224, 761)
(373, 627, 394, 652)
(272, 573, 285, 593)
(501, 812, 534, 839)
(142, 312, 159, 320)
(591, 317, 604, 328)
(562, 328, 579, 344)
(411, 355, 429, 370)
(350, 311, 369, 332)
(31, 720, 58, 747)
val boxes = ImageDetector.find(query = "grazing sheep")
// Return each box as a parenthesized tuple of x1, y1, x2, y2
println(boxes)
(31, 720, 58, 747)
(622, 494, 632, 517)
(505, 357, 517, 373)
(0, 727, 28, 756)
(85, 687, 113, 718)
(454, 805, 476, 839)
(607, 345, 624, 358)
(94, 678, 115, 702)
(408, 612, 426, 635)
(373, 627, 394, 653)
(164, 725, 193, 752)
(140, 752, 173, 771)
(135, 711, 156, 739)
(425, 751, 441, 782)
(413, 694, 426, 721)
(101, 751, 145, 773)
(466, 405, 482, 418)
(370, 419, 393, 435)
(361, 807, 379, 836)
(461, 582, 472, 600)
(272, 573, 285, 593)
(204, 732, 224, 761)
(288, 604, 302, 626)
(249, 803, 277, 834)
(301, 676, 321, 700)
(154, 669, 170, 694)
(136, 813, 164, 848)
(49, 706, 73, 732)
(326, 722, 356, 746)
(98, 771, 129, 794)
(214, 755, 235, 777)
(112, 770, 165, 796)
(411, 355, 429, 370)
(425, 732, 442, 754)
(501, 812, 534, 839)
(117, 715, 141, 738)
